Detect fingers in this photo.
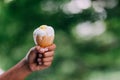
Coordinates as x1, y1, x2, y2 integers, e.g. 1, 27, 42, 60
37, 57, 53, 65
37, 54, 43, 65
35, 44, 56, 54
43, 51, 54, 57
27, 47, 37, 64
37, 58, 41, 62
37, 54, 54, 62
47, 44, 56, 51
43, 57, 53, 62
44, 62, 52, 66
36, 51, 54, 66
32, 44, 55, 66
38, 54, 43, 57
28, 44, 56, 71
35, 46, 48, 53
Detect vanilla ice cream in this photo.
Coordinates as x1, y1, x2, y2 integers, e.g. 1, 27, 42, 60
33, 25, 55, 47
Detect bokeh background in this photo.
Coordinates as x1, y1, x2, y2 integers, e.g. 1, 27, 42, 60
0, 0, 120, 80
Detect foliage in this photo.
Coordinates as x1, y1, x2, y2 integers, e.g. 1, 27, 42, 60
0, 0, 120, 80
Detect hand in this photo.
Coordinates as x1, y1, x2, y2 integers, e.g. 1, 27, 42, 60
26, 44, 56, 72
0, 44, 56, 80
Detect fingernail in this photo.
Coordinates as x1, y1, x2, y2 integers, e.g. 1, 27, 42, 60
38, 62, 42, 65
39, 54, 42, 57
37, 58, 41, 62
44, 48, 48, 51
40, 48, 45, 53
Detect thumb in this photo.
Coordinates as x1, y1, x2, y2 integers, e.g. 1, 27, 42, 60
26, 47, 37, 64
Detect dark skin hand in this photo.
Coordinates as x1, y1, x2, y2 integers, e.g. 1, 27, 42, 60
0, 44, 56, 80
28, 44, 56, 71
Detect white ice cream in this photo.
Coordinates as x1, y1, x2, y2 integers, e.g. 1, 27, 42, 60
33, 25, 55, 45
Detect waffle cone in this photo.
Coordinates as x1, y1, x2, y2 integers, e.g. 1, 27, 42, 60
36, 35, 54, 47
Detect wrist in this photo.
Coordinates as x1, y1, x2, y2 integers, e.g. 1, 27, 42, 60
22, 58, 32, 73
15, 58, 32, 80
0, 58, 32, 80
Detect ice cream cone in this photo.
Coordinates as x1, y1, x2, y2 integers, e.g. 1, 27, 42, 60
33, 25, 55, 47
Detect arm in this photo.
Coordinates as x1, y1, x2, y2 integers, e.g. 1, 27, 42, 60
0, 44, 56, 80
0, 59, 31, 80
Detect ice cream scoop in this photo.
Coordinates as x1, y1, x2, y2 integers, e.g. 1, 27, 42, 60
33, 25, 55, 47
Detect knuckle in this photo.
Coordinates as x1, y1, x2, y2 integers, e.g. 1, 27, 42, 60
43, 51, 54, 57
43, 57, 53, 62
51, 51, 54, 56
44, 53, 47, 57
44, 62, 52, 66
50, 57, 53, 61
53, 44, 56, 49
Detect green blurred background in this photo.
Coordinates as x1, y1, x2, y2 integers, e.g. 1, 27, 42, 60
0, 0, 120, 80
